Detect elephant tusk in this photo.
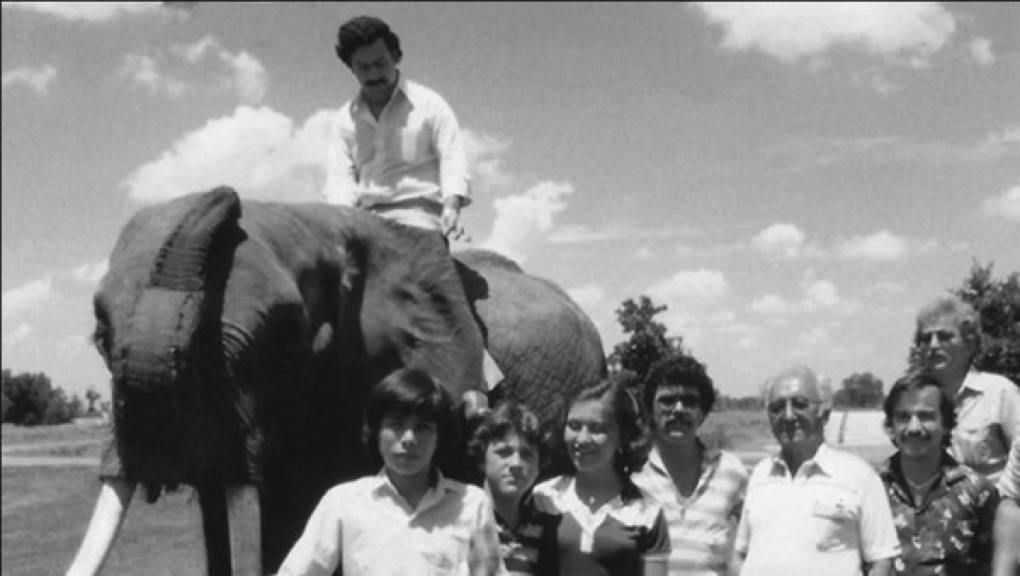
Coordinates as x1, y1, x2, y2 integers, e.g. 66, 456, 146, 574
66, 478, 136, 576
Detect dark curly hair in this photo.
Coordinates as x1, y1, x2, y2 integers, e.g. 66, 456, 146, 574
467, 401, 544, 469
362, 368, 460, 473
561, 377, 651, 478
643, 353, 716, 414
883, 370, 956, 448
335, 16, 403, 66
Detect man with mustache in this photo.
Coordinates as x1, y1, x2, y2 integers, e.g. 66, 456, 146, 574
631, 354, 748, 576
879, 371, 998, 575
326, 15, 501, 404
912, 296, 1019, 483
732, 365, 899, 576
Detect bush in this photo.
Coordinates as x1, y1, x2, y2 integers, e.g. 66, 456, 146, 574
1, 369, 80, 426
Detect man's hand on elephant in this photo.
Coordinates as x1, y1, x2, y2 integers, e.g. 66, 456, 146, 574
442, 197, 470, 243
461, 390, 490, 430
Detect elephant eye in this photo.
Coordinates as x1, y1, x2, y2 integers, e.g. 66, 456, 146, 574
93, 300, 112, 362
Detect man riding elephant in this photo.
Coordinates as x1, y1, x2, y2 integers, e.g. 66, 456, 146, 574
325, 16, 501, 409
67, 187, 605, 576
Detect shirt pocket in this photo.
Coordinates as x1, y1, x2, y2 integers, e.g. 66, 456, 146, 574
811, 494, 860, 552
421, 528, 470, 576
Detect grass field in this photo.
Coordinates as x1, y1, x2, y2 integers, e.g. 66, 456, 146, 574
2, 411, 893, 575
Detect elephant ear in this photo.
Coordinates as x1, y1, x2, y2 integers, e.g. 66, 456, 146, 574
354, 222, 483, 396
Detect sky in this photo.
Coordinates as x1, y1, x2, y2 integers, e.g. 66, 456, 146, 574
2, 2, 1018, 402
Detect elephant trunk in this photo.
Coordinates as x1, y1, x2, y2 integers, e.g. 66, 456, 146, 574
112, 187, 245, 500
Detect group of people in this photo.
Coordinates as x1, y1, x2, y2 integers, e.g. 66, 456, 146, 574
275, 295, 1019, 576
283, 14, 1020, 576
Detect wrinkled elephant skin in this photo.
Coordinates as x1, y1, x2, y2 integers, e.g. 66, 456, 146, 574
70, 187, 605, 575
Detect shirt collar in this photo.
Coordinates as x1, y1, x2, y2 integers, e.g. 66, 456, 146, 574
371, 466, 462, 511
353, 72, 409, 114
647, 440, 720, 476
769, 443, 833, 478
881, 451, 967, 505
957, 369, 984, 400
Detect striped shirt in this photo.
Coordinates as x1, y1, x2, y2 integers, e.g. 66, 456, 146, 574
495, 497, 560, 576
632, 443, 748, 576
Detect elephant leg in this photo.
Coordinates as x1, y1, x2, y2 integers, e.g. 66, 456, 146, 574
198, 485, 230, 576
198, 484, 262, 576
226, 485, 262, 575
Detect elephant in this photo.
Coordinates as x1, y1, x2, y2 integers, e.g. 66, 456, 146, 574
67, 187, 605, 575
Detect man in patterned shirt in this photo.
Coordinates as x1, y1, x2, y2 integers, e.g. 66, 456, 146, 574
879, 371, 998, 576
632, 353, 748, 576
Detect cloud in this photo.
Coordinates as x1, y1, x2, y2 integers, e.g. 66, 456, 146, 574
648, 269, 730, 306
2, 323, 34, 346
463, 129, 513, 192
835, 230, 937, 261
2, 65, 57, 94
119, 36, 268, 104
71, 260, 109, 284
119, 54, 187, 98
1, 2, 160, 22
226, 51, 268, 105
481, 182, 572, 263
752, 223, 807, 260
123, 106, 334, 203
982, 186, 1020, 223
567, 284, 605, 311
692, 3, 956, 67
968, 37, 995, 67
2, 278, 54, 320
750, 271, 856, 316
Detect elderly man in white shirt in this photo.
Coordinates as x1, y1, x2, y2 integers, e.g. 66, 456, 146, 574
733, 365, 900, 576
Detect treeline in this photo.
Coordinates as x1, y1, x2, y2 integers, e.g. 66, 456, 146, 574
608, 261, 1018, 413
1, 369, 103, 426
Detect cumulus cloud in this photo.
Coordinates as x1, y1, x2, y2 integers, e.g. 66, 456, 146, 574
752, 223, 807, 259
648, 269, 730, 306
482, 182, 572, 263
2, 278, 54, 320
692, 2, 956, 67
463, 129, 513, 192
1, 2, 160, 22
968, 37, 995, 67
119, 36, 268, 104
834, 230, 934, 261
750, 271, 855, 316
982, 186, 1020, 223
123, 106, 335, 202
2, 65, 57, 95
3, 323, 34, 347
119, 53, 187, 98
71, 260, 109, 284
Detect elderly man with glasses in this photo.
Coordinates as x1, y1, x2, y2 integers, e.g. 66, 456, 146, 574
731, 365, 900, 576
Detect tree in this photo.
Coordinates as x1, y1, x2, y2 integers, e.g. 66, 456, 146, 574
1, 369, 77, 426
834, 372, 885, 409
607, 296, 685, 380
85, 387, 101, 414
956, 261, 1020, 385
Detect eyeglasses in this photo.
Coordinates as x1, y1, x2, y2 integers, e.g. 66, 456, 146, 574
914, 330, 960, 347
767, 396, 819, 416
656, 393, 702, 409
